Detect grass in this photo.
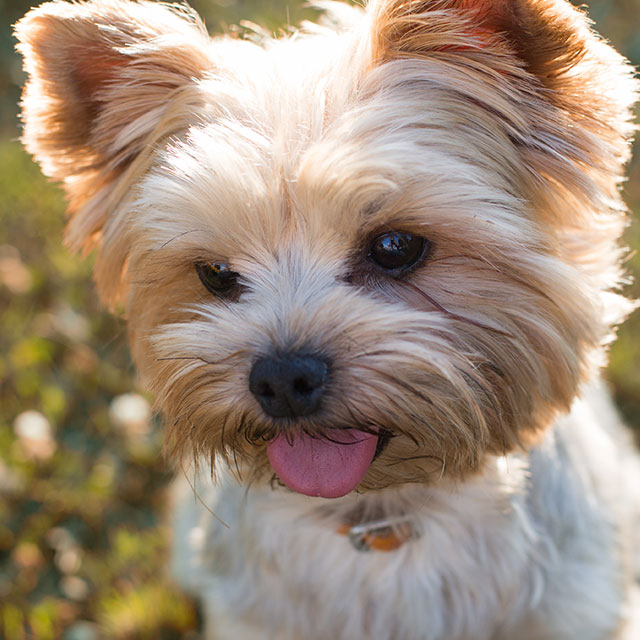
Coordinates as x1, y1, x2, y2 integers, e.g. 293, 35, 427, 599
0, 139, 200, 638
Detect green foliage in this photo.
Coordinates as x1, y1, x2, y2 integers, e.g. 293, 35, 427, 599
0, 1, 638, 638
0, 136, 198, 637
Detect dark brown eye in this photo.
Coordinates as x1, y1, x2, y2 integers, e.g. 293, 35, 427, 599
195, 261, 239, 297
368, 231, 428, 273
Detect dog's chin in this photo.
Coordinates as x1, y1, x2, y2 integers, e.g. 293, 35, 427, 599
266, 428, 381, 498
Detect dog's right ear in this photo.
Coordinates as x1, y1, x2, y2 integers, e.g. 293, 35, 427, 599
15, 0, 212, 299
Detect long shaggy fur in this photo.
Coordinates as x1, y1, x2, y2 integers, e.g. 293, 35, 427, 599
15, 0, 640, 637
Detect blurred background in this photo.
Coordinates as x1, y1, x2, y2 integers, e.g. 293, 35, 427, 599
0, 0, 638, 638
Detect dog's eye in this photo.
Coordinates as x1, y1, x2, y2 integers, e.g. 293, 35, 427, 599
195, 261, 239, 297
368, 232, 428, 273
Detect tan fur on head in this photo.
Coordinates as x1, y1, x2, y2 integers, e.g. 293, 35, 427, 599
15, 0, 638, 490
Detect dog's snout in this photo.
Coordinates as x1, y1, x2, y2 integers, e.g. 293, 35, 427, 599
249, 353, 328, 418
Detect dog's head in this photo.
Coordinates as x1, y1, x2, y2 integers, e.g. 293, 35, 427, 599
16, 0, 637, 497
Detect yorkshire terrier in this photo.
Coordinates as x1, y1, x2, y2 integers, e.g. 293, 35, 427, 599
16, 0, 640, 637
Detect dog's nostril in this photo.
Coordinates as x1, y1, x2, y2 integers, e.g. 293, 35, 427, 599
293, 376, 314, 395
257, 382, 276, 398
249, 353, 328, 418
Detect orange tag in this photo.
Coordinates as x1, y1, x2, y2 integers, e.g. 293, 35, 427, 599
337, 522, 413, 552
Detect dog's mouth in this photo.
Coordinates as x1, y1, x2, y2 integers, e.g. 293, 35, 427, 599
266, 428, 381, 498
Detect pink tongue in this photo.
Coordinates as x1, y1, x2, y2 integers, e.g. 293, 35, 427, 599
266, 429, 378, 499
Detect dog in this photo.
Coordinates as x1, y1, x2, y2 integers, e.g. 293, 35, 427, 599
15, 0, 640, 637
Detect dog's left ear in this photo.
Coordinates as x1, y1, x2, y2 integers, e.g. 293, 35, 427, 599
15, 0, 212, 302
368, 0, 638, 237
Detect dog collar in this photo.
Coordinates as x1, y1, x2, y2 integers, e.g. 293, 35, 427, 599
337, 516, 415, 552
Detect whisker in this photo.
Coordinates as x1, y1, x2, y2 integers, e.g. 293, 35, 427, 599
180, 462, 230, 528
244, 422, 275, 445
270, 473, 285, 490
457, 368, 507, 455
463, 254, 557, 305
181, 377, 218, 406
349, 367, 445, 445
399, 280, 514, 338
345, 348, 408, 361
220, 412, 231, 453
353, 362, 435, 410
157, 228, 208, 250
335, 397, 382, 440
387, 453, 445, 467
243, 467, 265, 500
157, 350, 248, 367
232, 442, 242, 481
171, 398, 210, 428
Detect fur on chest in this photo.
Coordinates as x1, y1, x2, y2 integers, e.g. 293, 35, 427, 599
172, 417, 629, 640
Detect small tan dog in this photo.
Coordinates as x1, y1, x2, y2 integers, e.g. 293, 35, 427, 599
16, 0, 640, 637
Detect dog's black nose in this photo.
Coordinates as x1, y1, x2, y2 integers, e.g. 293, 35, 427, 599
249, 353, 328, 418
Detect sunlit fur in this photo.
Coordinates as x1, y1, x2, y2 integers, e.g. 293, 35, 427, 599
16, 0, 640, 637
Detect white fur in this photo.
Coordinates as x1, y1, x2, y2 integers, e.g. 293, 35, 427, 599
172, 382, 640, 640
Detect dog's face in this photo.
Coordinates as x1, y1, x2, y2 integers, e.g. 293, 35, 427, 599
16, 0, 637, 497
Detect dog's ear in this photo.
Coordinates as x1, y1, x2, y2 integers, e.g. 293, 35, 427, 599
369, 0, 637, 131
368, 0, 637, 245
15, 0, 212, 301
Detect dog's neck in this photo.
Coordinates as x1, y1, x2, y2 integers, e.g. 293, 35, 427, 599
310, 455, 524, 552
